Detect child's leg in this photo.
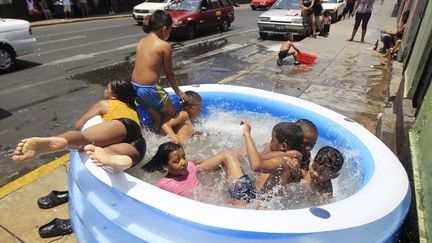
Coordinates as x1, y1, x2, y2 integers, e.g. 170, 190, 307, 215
197, 151, 245, 182
12, 120, 127, 162
159, 99, 177, 132
84, 144, 138, 172
147, 107, 162, 132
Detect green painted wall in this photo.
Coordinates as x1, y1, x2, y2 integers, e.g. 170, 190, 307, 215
404, 0, 432, 98
410, 83, 432, 241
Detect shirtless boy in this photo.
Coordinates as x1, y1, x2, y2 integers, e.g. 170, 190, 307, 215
277, 33, 301, 66
131, 10, 186, 132
161, 91, 202, 144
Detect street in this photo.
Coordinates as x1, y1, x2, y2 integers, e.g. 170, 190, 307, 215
0, 7, 264, 186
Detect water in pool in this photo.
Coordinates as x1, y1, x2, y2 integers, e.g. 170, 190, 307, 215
127, 107, 363, 210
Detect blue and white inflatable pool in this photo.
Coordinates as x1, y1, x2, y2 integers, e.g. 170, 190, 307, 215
68, 84, 410, 242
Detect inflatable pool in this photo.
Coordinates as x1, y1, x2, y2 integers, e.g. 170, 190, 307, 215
68, 84, 410, 243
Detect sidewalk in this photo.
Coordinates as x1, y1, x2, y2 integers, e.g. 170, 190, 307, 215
0, 1, 403, 242
30, 13, 131, 28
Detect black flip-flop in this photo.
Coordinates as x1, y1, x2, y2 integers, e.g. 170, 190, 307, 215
37, 190, 69, 209
39, 218, 73, 238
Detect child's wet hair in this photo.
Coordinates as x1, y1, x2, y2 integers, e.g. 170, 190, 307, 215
110, 79, 136, 109
149, 10, 173, 31
183, 91, 202, 107
273, 122, 303, 151
142, 142, 182, 172
295, 119, 318, 136
314, 146, 344, 173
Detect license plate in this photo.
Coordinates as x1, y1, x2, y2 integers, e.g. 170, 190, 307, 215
275, 25, 284, 30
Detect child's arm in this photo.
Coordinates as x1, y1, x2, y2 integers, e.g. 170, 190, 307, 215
241, 121, 290, 173
291, 43, 300, 53
162, 43, 186, 101
74, 100, 108, 129
161, 111, 190, 143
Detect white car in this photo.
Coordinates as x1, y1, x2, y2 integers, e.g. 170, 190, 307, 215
132, 0, 175, 24
0, 18, 37, 73
257, 0, 309, 39
321, 0, 346, 22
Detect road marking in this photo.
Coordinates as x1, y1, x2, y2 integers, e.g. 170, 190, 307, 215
44, 43, 137, 65
24, 33, 143, 57
0, 77, 63, 95
0, 154, 69, 199
37, 35, 86, 45
36, 23, 133, 38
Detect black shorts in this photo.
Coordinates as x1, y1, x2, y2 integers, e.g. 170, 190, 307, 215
115, 118, 146, 166
228, 175, 256, 202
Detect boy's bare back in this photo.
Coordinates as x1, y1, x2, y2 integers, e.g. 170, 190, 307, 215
132, 34, 172, 86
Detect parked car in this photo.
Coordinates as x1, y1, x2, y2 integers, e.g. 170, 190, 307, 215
0, 18, 37, 73
143, 0, 235, 40
133, 0, 175, 24
250, 0, 277, 10
257, 0, 308, 39
321, 0, 346, 22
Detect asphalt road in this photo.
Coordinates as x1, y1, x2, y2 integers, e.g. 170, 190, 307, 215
0, 6, 264, 186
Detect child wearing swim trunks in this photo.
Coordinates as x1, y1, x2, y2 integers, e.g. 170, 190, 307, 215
303, 146, 344, 204
161, 91, 202, 144
277, 34, 301, 66
142, 141, 256, 203
131, 10, 186, 133
12, 79, 146, 172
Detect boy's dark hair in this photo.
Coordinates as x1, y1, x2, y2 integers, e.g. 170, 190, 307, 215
295, 119, 318, 136
149, 10, 173, 32
110, 79, 136, 109
314, 146, 344, 173
142, 142, 181, 172
183, 91, 202, 107
272, 122, 303, 151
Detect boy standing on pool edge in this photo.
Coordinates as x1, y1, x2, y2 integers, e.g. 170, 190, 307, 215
131, 10, 186, 133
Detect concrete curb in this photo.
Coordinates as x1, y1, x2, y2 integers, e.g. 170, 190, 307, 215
30, 14, 132, 28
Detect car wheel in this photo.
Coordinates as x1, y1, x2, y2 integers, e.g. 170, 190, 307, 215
259, 32, 268, 39
221, 19, 229, 32
0, 46, 15, 73
332, 12, 338, 23
251, 6, 256, 10
186, 24, 196, 40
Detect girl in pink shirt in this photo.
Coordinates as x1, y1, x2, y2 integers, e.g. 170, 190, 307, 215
142, 142, 256, 202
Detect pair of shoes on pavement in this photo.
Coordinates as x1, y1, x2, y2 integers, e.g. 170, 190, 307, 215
39, 218, 73, 238
38, 190, 69, 209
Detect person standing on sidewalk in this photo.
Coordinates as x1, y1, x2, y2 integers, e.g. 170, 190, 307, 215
342, 0, 355, 19
347, 0, 374, 42
63, 0, 72, 19
39, 0, 52, 20
80, 0, 90, 18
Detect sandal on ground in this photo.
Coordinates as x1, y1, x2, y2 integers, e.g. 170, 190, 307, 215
39, 218, 73, 238
294, 61, 301, 65
37, 190, 69, 209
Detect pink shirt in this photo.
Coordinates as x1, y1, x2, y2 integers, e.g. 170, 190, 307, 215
156, 162, 201, 197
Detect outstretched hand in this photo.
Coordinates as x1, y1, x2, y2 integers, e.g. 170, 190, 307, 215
178, 89, 187, 103
240, 120, 251, 135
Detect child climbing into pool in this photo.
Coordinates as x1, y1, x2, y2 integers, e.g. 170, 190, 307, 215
160, 91, 202, 144
12, 79, 146, 172
142, 141, 256, 203
131, 10, 186, 133
303, 146, 344, 203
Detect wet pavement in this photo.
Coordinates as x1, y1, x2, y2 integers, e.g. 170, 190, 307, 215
0, 1, 405, 242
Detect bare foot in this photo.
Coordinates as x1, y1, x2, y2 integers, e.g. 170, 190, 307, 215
346, 38, 353, 41
12, 137, 68, 162
84, 144, 132, 172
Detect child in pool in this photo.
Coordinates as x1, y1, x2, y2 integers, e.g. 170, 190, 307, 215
256, 119, 318, 189
240, 120, 303, 193
142, 141, 256, 203
303, 146, 344, 204
160, 91, 202, 144
12, 79, 145, 172
131, 10, 186, 133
